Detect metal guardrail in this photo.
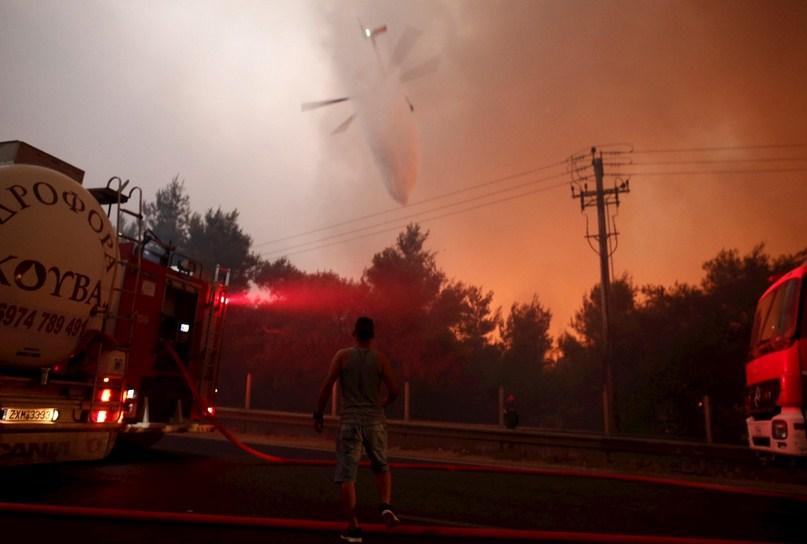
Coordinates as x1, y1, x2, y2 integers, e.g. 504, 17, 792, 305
215, 407, 757, 474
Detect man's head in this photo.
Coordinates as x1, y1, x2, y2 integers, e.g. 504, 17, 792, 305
353, 316, 375, 342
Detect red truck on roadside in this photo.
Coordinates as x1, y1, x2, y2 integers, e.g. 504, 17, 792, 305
0, 141, 228, 465
745, 261, 807, 456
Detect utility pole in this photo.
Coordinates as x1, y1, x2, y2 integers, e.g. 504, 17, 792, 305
570, 147, 630, 435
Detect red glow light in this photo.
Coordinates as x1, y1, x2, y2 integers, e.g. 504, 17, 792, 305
223, 288, 280, 308
100, 389, 112, 402
92, 410, 108, 423
218, 286, 358, 310
223, 292, 250, 307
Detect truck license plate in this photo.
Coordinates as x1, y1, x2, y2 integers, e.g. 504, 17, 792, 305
1, 408, 56, 423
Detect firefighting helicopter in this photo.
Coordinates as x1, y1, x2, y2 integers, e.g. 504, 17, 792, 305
302, 21, 438, 205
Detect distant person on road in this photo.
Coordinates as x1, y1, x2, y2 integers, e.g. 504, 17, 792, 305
504, 393, 519, 429
314, 316, 400, 544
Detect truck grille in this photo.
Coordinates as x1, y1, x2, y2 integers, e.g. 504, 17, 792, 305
744, 379, 780, 418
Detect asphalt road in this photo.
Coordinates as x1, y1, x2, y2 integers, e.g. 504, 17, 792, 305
0, 434, 804, 543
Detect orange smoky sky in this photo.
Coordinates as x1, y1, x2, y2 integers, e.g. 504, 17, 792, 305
1, 0, 805, 336
308, 0, 807, 335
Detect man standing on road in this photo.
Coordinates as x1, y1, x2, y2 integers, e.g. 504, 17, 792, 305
314, 316, 400, 544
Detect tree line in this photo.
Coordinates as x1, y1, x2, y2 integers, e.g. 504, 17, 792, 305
143, 177, 806, 443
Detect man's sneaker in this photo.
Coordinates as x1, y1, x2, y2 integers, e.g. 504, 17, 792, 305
339, 527, 363, 543
379, 503, 400, 528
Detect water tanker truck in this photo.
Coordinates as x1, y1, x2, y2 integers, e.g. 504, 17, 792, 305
0, 141, 228, 465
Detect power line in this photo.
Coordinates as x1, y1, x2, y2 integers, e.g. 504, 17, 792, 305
267, 181, 569, 259
260, 171, 570, 257
254, 158, 570, 248
253, 145, 807, 260
625, 157, 807, 166
612, 167, 807, 176
622, 143, 807, 155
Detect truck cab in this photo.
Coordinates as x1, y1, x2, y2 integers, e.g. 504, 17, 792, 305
745, 263, 807, 456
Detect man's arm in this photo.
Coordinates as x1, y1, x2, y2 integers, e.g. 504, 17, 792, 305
314, 350, 343, 432
377, 351, 399, 407
314, 350, 344, 433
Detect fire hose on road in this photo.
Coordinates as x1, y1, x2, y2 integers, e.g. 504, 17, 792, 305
0, 342, 802, 543
163, 343, 807, 503
0, 501, 785, 544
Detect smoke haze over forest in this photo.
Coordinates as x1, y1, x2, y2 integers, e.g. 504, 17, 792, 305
1, 0, 805, 333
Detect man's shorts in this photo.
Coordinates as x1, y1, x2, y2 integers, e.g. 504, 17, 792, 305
334, 420, 389, 483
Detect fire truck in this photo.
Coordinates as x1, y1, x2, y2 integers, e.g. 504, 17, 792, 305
0, 141, 228, 465
745, 261, 807, 456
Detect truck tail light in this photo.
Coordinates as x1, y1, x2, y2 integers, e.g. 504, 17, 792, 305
207, 407, 215, 416
90, 377, 123, 424
772, 419, 788, 439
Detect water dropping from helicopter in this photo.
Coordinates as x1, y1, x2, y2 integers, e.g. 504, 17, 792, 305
301, 22, 438, 205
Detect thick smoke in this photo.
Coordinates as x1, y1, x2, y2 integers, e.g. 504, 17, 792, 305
2, 1, 805, 334
314, 0, 807, 333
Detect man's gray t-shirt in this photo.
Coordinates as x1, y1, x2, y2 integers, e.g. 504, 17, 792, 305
339, 347, 385, 424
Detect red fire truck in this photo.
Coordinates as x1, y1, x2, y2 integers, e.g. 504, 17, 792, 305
745, 261, 807, 456
0, 141, 228, 465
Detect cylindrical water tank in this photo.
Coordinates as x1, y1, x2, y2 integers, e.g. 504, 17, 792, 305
0, 164, 119, 368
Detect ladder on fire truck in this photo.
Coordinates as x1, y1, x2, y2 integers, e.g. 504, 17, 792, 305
90, 176, 145, 348
86, 177, 145, 425
204, 266, 231, 385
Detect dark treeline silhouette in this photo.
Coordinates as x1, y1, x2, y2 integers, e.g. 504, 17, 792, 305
142, 176, 258, 290
222, 229, 806, 443
222, 224, 511, 424
143, 178, 807, 443
548, 246, 806, 440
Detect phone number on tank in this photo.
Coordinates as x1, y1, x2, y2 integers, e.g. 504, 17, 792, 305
0, 303, 87, 337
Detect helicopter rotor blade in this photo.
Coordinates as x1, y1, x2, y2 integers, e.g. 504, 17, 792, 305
331, 113, 356, 134
301, 97, 350, 112
399, 55, 440, 84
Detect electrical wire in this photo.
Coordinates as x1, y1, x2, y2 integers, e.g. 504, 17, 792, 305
253, 145, 805, 259
622, 143, 807, 155
626, 157, 807, 166
261, 164, 805, 259
254, 158, 570, 248
261, 180, 570, 259
259, 171, 570, 258
611, 167, 807, 177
